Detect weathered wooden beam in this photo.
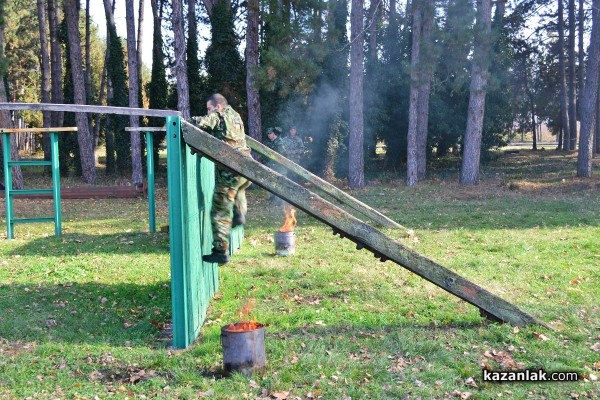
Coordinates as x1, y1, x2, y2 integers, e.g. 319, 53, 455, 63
0, 127, 77, 133
246, 136, 405, 230
182, 120, 547, 327
0, 102, 180, 118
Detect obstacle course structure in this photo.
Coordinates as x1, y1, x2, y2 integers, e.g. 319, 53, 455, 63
181, 120, 547, 329
0, 103, 546, 351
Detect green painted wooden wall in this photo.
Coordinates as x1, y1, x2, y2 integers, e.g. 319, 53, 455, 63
166, 117, 243, 349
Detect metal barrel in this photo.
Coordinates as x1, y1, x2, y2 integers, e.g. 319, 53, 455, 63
274, 231, 296, 256
221, 324, 266, 376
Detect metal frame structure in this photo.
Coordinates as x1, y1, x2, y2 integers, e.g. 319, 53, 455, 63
0, 103, 243, 349
1, 127, 70, 238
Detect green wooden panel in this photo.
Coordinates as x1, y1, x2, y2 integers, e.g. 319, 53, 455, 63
167, 116, 244, 349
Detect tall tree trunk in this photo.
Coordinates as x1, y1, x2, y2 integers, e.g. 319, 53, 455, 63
36, 0, 52, 165
577, 0, 584, 120
126, 0, 143, 185
137, 0, 145, 85
567, 0, 577, 150
459, 0, 492, 185
596, 79, 600, 155
48, 0, 63, 128
103, 0, 118, 174
367, 0, 379, 64
85, 0, 96, 161
349, 0, 364, 188
0, 14, 23, 189
406, 0, 422, 186
416, 0, 434, 181
187, 0, 203, 116
245, 0, 261, 147
531, 95, 537, 151
172, 0, 190, 119
558, 0, 569, 150
576, 0, 600, 177
93, 47, 108, 152
64, 0, 95, 184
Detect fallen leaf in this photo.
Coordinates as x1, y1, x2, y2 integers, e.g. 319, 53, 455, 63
461, 392, 472, 399
590, 343, 600, 352
271, 391, 289, 399
465, 377, 478, 388
512, 326, 519, 334
198, 390, 215, 398
533, 332, 549, 341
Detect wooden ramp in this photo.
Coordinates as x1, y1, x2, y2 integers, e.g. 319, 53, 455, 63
182, 121, 547, 327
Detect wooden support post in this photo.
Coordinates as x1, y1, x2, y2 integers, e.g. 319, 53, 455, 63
182, 120, 547, 327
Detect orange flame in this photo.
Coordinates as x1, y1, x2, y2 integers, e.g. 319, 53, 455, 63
225, 299, 260, 332
225, 320, 262, 332
279, 204, 297, 232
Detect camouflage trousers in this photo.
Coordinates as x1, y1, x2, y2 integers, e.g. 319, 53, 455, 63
211, 167, 250, 252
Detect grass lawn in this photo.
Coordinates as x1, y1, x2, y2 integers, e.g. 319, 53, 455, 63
0, 150, 598, 399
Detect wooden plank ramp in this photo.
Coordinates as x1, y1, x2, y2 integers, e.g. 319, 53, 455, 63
182, 120, 548, 328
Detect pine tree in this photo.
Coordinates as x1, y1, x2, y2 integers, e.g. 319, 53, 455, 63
147, 0, 168, 165
205, 0, 245, 111
104, 0, 130, 174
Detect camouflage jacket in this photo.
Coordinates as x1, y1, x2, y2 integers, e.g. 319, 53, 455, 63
282, 135, 305, 159
191, 106, 250, 155
265, 136, 286, 154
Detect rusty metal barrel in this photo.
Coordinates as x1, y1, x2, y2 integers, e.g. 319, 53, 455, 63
221, 323, 266, 376
274, 231, 296, 255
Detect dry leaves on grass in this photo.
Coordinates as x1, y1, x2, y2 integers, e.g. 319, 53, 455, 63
590, 343, 600, 352
464, 377, 478, 388
533, 332, 550, 341
451, 390, 472, 399
481, 349, 524, 370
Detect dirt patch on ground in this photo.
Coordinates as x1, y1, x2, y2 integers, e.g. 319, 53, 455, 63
0, 338, 38, 357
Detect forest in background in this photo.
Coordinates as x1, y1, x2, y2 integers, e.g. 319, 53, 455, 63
0, 0, 599, 188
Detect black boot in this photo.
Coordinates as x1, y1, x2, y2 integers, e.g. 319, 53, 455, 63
232, 208, 245, 227
202, 249, 230, 265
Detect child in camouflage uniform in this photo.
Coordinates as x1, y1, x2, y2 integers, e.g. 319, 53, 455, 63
192, 93, 251, 265
264, 127, 286, 173
282, 126, 305, 164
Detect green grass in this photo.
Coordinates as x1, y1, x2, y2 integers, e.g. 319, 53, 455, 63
1, 150, 599, 399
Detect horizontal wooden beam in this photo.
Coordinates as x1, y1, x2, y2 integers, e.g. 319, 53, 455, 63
246, 135, 405, 230
182, 120, 547, 328
125, 127, 166, 132
0, 127, 77, 133
0, 103, 181, 118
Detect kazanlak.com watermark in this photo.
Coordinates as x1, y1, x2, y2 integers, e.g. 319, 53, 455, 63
483, 369, 579, 383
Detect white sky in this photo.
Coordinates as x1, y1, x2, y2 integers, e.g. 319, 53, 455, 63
87, 1, 155, 68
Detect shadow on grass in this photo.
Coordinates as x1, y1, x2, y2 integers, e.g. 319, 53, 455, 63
9, 232, 170, 257
0, 282, 172, 347
0, 278, 488, 349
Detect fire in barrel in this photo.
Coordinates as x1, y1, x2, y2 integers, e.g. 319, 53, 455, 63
274, 204, 297, 255
221, 299, 266, 376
